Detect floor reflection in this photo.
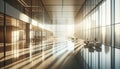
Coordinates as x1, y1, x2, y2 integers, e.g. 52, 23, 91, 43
79, 43, 120, 69
0, 39, 120, 69
0, 38, 84, 69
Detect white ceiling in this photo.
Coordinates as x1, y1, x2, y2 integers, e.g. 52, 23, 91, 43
42, 0, 85, 24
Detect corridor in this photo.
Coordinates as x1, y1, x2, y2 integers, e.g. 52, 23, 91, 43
0, 0, 120, 69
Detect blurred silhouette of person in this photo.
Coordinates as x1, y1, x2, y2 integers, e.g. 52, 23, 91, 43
89, 47, 94, 52
85, 38, 90, 48
94, 38, 98, 48
86, 38, 89, 45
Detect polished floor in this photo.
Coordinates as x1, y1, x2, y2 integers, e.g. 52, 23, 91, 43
0, 38, 84, 69
0, 38, 120, 69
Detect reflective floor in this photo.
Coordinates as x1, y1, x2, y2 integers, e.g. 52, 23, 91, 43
0, 38, 120, 69
0, 38, 84, 69
77, 44, 120, 69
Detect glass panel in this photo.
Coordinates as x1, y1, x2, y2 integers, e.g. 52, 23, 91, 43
115, 23, 119, 69
115, 24, 120, 48
0, 13, 4, 68
17, 20, 27, 60
95, 10, 98, 28
101, 1, 106, 27
115, 0, 120, 23
0, 0, 4, 13
106, 0, 111, 25
6, 0, 32, 17
105, 26, 111, 46
0, 0, 4, 68
30, 24, 36, 56
6, 15, 17, 65
0, 0, 53, 68
101, 27, 106, 44
115, 48, 120, 69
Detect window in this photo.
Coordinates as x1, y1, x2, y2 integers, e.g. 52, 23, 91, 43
115, 0, 120, 23
105, 26, 111, 46
106, 0, 111, 25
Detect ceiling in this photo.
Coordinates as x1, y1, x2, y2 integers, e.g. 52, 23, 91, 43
13, 0, 85, 24
42, 0, 85, 24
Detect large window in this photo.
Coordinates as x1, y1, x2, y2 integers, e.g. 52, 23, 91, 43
115, 0, 120, 69
115, 24, 120, 48
115, 0, 120, 23
115, 0, 120, 48
75, 0, 112, 68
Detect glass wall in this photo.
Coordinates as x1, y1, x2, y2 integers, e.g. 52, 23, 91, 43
115, 0, 120, 69
0, 0, 4, 67
0, 0, 53, 68
75, 0, 120, 69
115, 0, 120, 48
0, 12, 4, 68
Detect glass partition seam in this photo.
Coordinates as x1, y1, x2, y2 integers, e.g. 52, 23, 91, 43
111, 0, 115, 69
3, 0, 6, 67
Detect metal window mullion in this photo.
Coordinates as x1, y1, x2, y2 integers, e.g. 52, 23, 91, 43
111, 0, 115, 69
